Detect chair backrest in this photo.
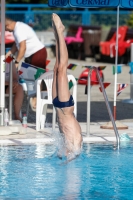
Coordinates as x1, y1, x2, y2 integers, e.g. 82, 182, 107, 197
75, 26, 83, 39
37, 70, 54, 103
109, 26, 128, 42
67, 73, 77, 117
19, 78, 37, 97
36, 70, 77, 117
118, 26, 128, 42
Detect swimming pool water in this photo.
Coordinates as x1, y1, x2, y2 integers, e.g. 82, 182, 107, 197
0, 142, 133, 199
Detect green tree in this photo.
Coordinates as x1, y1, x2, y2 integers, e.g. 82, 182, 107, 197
126, 12, 133, 28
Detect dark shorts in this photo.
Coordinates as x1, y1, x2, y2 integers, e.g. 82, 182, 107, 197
53, 95, 74, 108
24, 47, 47, 70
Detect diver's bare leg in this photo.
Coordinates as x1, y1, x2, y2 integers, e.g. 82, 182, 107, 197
52, 40, 58, 100
52, 16, 61, 100
52, 13, 70, 102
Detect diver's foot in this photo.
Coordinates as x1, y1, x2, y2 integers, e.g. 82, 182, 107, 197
52, 13, 65, 33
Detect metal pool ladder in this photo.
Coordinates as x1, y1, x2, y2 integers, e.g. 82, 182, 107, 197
86, 66, 120, 148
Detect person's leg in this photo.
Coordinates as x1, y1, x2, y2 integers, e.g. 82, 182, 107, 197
52, 21, 60, 99
6, 82, 24, 121
13, 82, 24, 121
52, 13, 70, 102
52, 42, 58, 100
52, 19, 60, 100
12, 64, 24, 121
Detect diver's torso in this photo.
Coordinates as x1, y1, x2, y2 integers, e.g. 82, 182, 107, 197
55, 106, 82, 148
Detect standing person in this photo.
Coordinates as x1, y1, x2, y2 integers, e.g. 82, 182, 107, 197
52, 13, 82, 161
5, 17, 48, 110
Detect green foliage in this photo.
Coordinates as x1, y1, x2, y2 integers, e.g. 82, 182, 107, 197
91, 13, 127, 27
33, 14, 81, 31
126, 12, 133, 28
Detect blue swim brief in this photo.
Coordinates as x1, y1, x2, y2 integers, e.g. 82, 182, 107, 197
53, 95, 74, 108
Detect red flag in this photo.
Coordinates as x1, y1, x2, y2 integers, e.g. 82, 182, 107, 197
46, 60, 50, 66
4, 56, 13, 63
99, 83, 110, 92
18, 70, 23, 75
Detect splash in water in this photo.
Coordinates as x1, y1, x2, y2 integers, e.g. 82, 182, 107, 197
53, 131, 82, 162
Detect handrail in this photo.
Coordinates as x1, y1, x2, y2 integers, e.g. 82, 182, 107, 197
87, 66, 120, 148
5, 4, 132, 28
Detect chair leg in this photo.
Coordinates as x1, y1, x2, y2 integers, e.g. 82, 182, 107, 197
74, 102, 77, 119
36, 100, 42, 131
40, 104, 48, 130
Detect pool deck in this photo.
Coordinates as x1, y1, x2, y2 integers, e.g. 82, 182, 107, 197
0, 58, 133, 146
0, 121, 133, 146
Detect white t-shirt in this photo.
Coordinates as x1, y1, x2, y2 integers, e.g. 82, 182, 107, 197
13, 22, 44, 58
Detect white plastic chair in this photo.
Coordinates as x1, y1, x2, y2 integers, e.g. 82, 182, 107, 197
36, 70, 77, 131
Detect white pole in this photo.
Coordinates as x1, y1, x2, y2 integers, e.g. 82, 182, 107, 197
0, 0, 5, 126
113, 6, 119, 120
9, 61, 13, 121
86, 74, 91, 135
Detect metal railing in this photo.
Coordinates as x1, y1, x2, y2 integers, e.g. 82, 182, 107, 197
86, 67, 120, 148
5, 4, 132, 31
